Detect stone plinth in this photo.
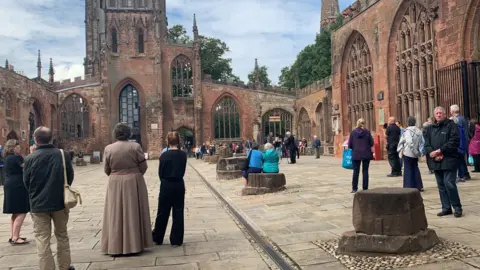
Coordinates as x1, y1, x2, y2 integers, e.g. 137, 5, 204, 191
90, 157, 100, 164
219, 147, 233, 158
337, 188, 439, 255
216, 157, 247, 180
242, 173, 286, 196
208, 155, 220, 164
76, 158, 87, 166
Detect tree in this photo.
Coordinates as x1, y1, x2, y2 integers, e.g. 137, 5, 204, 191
278, 15, 343, 89
247, 65, 271, 87
167, 25, 239, 82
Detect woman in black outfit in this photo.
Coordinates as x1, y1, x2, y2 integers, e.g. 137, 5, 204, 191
152, 131, 187, 247
2, 139, 29, 245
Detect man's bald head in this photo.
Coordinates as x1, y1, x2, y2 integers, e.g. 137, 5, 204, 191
34, 126, 52, 145
388, 117, 396, 124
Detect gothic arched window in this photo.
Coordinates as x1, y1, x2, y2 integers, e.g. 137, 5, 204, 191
171, 55, 193, 98
298, 108, 311, 140
213, 96, 241, 139
60, 94, 89, 139
109, 0, 116, 7
137, 28, 145, 53
345, 34, 375, 131
5, 93, 12, 118
262, 109, 292, 138
119, 84, 141, 144
395, 3, 436, 126
111, 28, 118, 53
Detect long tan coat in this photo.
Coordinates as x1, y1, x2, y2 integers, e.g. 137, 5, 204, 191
101, 141, 153, 255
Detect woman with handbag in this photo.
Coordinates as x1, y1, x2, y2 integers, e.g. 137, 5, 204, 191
101, 123, 152, 256
242, 143, 263, 185
348, 118, 374, 193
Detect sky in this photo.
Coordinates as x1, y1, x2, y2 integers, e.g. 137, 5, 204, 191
0, 0, 353, 84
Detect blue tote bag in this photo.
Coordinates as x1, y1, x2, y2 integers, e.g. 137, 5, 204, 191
342, 149, 354, 170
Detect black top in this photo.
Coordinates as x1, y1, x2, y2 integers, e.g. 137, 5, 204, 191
5, 155, 23, 177
424, 118, 460, 171
23, 145, 74, 213
159, 149, 187, 182
386, 124, 401, 146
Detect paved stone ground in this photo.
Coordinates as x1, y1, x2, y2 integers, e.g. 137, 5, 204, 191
190, 156, 480, 269
0, 161, 271, 270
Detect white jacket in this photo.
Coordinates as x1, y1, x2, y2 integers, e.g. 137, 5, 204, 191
397, 126, 425, 158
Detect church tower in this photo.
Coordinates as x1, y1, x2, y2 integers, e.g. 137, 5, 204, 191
320, 0, 340, 30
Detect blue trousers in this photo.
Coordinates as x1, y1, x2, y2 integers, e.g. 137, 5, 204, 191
434, 170, 462, 212
403, 156, 423, 190
457, 155, 469, 179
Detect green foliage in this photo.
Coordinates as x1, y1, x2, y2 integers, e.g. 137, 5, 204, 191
247, 65, 271, 87
278, 15, 343, 89
167, 25, 239, 83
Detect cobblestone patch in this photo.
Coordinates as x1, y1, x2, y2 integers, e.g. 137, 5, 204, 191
314, 238, 480, 270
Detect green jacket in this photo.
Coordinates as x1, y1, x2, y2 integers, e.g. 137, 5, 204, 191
262, 149, 279, 173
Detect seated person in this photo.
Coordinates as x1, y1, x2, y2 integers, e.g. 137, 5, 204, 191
242, 143, 263, 186
262, 143, 279, 173
195, 146, 202, 159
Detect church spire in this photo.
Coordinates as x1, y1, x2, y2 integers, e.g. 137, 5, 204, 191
193, 14, 199, 41
254, 58, 260, 90
320, 0, 340, 30
49, 58, 55, 83
5, 59, 8, 69
37, 50, 42, 79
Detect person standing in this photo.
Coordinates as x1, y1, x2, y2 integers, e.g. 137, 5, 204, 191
450, 104, 471, 181
397, 117, 424, 191
312, 135, 321, 159
386, 117, 402, 177
424, 107, 463, 218
153, 131, 187, 247
102, 123, 152, 255
469, 120, 480, 172
23, 127, 75, 270
3, 139, 30, 244
284, 132, 296, 164
348, 119, 374, 193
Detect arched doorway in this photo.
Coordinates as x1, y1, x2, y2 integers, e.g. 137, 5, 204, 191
315, 103, 325, 141
212, 96, 241, 140
6, 130, 19, 141
119, 84, 141, 144
177, 127, 194, 147
262, 109, 292, 139
298, 108, 311, 140
29, 100, 43, 145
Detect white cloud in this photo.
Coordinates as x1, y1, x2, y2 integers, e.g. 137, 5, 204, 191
0, 0, 354, 84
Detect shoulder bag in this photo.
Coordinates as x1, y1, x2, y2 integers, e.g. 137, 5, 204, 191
60, 149, 82, 209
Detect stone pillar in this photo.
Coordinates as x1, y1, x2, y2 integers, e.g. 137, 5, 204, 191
402, 95, 408, 124
422, 91, 429, 119
414, 92, 421, 127
428, 89, 435, 116
408, 94, 414, 121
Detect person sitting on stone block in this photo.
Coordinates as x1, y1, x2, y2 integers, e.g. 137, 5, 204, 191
262, 143, 279, 173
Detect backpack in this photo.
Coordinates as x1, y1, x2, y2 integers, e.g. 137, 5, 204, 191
405, 129, 422, 158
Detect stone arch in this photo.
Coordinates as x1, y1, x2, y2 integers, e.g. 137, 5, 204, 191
176, 126, 195, 146
261, 108, 293, 139
297, 107, 311, 140
462, 0, 480, 60
136, 26, 146, 54
29, 98, 44, 143
119, 84, 141, 144
211, 95, 241, 140
388, 0, 436, 126
171, 54, 193, 98
59, 93, 89, 140
6, 130, 19, 140
341, 31, 375, 132
315, 102, 326, 142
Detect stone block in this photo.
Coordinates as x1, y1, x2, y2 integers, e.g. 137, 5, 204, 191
218, 147, 233, 158
242, 173, 286, 195
76, 158, 87, 166
90, 156, 100, 164
216, 157, 247, 180
208, 155, 220, 164
337, 229, 440, 255
353, 188, 428, 236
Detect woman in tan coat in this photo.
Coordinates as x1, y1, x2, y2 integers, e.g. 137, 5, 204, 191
101, 123, 153, 255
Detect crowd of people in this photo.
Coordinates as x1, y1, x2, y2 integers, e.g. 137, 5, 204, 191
348, 104, 479, 218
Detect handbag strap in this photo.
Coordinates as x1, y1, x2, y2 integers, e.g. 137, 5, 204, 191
60, 149, 68, 187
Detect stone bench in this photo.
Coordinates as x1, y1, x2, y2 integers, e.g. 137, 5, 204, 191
216, 157, 247, 180
242, 173, 286, 195
337, 188, 439, 255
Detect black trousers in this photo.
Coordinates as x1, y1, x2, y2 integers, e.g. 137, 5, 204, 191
153, 181, 185, 246
352, 159, 370, 191
289, 148, 296, 163
387, 145, 401, 175
473, 154, 480, 172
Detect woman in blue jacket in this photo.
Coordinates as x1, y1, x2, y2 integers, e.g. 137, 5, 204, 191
262, 143, 279, 173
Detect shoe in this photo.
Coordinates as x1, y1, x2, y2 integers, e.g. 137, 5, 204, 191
8, 237, 26, 243
464, 175, 471, 180
456, 178, 466, 183
68, 266, 75, 270
387, 173, 401, 177
454, 211, 463, 218
437, 210, 453, 217
351, 190, 357, 193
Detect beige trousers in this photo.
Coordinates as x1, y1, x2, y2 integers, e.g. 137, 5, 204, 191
31, 209, 71, 270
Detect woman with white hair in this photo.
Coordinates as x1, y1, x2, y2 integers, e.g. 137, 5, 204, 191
262, 143, 279, 173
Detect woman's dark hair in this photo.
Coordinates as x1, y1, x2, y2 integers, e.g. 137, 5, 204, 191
407, 116, 416, 127
252, 142, 259, 150
4, 139, 19, 156
166, 131, 180, 146
114, 122, 132, 141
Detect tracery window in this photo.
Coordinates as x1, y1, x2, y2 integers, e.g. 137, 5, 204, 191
5, 93, 12, 118
395, 3, 436, 126
109, 0, 116, 7
119, 84, 141, 144
262, 109, 292, 138
121, 0, 127, 7
137, 28, 145, 53
298, 108, 311, 140
213, 96, 241, 139
111, 28, 118, 53
171, 55, 193, 98
60, 94, 89, 139
346, 34, 375, 131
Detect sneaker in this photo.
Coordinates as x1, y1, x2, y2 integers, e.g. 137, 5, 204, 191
437, 210, 453, 217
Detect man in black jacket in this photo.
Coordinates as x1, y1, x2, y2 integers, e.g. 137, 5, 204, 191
386, 117, 402, 177
23, 127, 75, 270
424, 107, 463, 218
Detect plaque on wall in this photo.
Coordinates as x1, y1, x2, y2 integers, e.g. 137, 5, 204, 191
378, 108, 385, 125
151, 123, 158, 130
